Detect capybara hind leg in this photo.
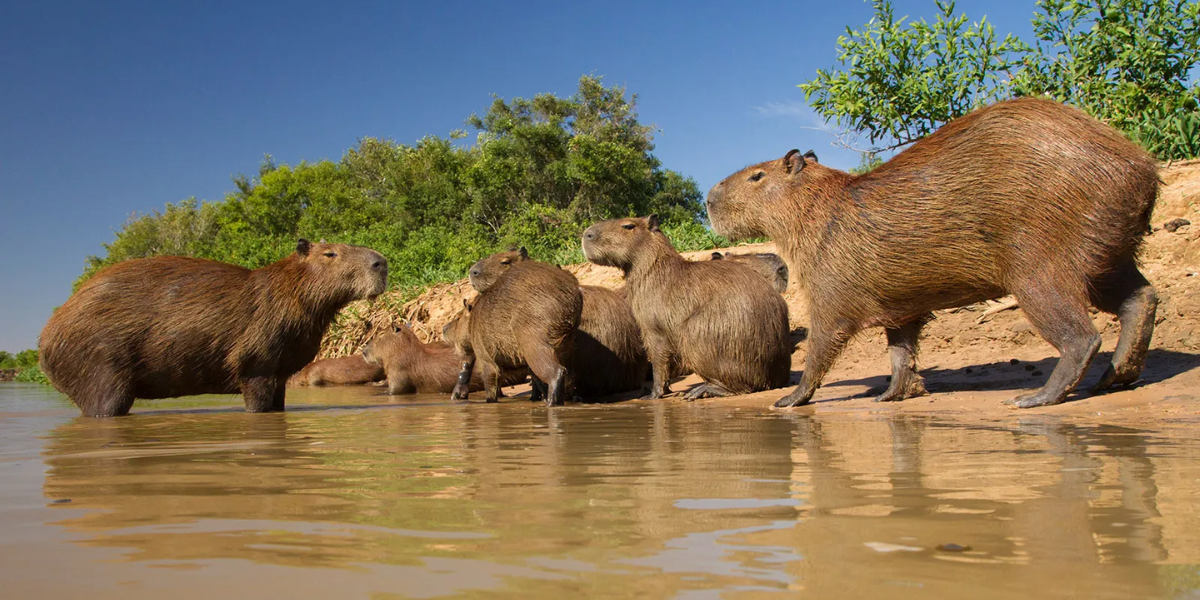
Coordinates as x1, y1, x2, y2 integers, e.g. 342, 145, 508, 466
522, 341, 568, 406
1089, 265, 1157, 391
683, 382, 732, 400
481, 363, 501, 403
271, 380, 286, 411
875, 317, 930, 403
1007, 288, 1101, 408
75, 371, 135, 417
776, 320, 851, 408
530, 377, 546, 403
544, 366, 568, 407
242, 377, 280, 413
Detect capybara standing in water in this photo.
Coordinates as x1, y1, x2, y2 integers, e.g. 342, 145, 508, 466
363, 323, 527, 394
582, 216, 792, 400
287, 355, 385, 387
450, 260, 583, 406
709, 251, 790, 293
469, 248, 649, 397
706, 97, 1158, 409
40, 239, 388, 416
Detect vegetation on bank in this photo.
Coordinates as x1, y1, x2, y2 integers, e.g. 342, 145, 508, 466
76, 77, 726, 296
0, 350, 48, 385
803, 0, 1200, 161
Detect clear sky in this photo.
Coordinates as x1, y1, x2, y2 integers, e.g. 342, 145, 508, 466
0, 0, 1038, 352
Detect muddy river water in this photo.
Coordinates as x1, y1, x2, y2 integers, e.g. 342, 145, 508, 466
2, 382, 1199, 599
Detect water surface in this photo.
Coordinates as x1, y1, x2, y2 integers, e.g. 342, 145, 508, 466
2, 383, 1198, 598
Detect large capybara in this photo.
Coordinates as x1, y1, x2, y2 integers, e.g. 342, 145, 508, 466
468, 248, 649, 397
449, 260, 583, 406
582, 216, 792, 400
706, 97, 1159, 409
709, 251, 789, 293
40, 239, 388, 416
363, 323, 527, 394
286, 355, 385, 387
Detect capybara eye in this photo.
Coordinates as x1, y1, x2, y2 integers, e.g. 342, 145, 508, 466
323, 252, 337, 258
621, 223, 636, 230
749, 172, 765, 182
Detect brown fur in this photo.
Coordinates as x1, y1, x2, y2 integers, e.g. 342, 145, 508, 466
582, 216, 792, 400
364, 324, 526, 394
287, 355, 385, 387
40, 240, 388, 416
468, 249, 649, 398
710, 251, 789, 293
450, 260, 583, 405
706, 97, 1159, 409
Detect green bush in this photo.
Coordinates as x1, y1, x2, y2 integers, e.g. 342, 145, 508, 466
14, 365, 50, 386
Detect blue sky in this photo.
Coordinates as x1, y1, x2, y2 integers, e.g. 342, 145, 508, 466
0, 0, 1038, 352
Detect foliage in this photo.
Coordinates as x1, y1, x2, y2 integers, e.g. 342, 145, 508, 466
800, 0, 1028, 150
0, 349, 38, 370
801, 0, 1200, 160
13, 365, 50, 385
77, 76, 709, 291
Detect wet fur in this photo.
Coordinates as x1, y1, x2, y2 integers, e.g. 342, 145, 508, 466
706, 97, 1159, 409
39, 240, 388, 416
364, 324, 526, 394
287, 355, 385, 387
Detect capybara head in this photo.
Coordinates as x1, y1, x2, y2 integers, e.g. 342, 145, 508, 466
468, 247, 529, 292
705, 150, 818, 241
582, 215, 668, 270
362, 323, 420, 366
295, 238, 390, 302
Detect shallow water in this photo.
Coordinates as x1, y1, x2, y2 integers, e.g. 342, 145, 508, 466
2, 383, 1199, 599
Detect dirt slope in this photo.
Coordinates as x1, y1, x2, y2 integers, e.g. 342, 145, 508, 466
320, 162, 1200, 418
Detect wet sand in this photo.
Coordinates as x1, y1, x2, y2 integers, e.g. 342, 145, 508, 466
2, 380, 1199, 599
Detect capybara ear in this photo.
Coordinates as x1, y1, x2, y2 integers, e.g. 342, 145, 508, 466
711, 252, 724, 260
783, 149, 807, 174
647, 214, 661, 232
804, 150, 818, 163
296, 239, 312, 255
518, 246, 528, 259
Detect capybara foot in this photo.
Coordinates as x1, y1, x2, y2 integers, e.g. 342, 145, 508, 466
450, 384, 470, 401
774, 388, 812, 408
683, 383, 733, 400
1004, 388, 1067, 409
873, 377, 928, 403
1091, 364, 1142, 392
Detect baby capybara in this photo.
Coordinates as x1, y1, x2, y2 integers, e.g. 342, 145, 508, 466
40, 239, 388, 416
450, 260, 583, 406
468, 248, 649, 397
582, 216, 792, 400
363, 323, 526, 394
710, 251, 789, 293
287, 355, 385, 387
706, 97, 1158, 409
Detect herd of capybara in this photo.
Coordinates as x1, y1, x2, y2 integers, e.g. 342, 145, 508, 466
39, 98, 1161, 417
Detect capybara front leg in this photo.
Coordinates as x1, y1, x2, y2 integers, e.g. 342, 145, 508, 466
1090, 263, 1157, 391
641, 331, 673, 400
242, 377, 280, 413
271, 379, 286, 411
776, 319, 850, 408
451, 355, 476, 401
481, 362, 502, 403
1007, 286, 1101, 408
876, 317, 930, 403
530, 377, 546, 403
387, 373, 415, 395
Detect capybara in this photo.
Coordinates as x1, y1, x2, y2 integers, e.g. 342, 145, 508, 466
706, 97, 1158, 409
710, 251, 789, 293
581, 216, 792, 399
40, 239, 388, 416
287, 355, 385, 387
467, 248, 649, 397
449, 260, 583, 406
364, 323, 527, 394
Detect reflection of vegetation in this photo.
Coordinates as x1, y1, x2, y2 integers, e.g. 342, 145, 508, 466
76, 76, 723, 295
1160, 565, 1200, 597
803, 0, 1200, 161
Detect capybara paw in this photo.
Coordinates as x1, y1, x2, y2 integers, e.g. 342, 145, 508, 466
1091, 364, 1141, 392
485, 396, 499, 403
874, 378, 928, 403
450, 385, 469, 401
1007, 389, 1066, 409
773, 392, 811, 408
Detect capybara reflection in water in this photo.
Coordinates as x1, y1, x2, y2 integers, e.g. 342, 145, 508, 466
450, 260, 583, 406
364, 323, 527, 394
710, 251, 789, 293
582, 216, 792, 400
469, 248, 649, 397
40, 239, 388, 416
707, 97, 1158, 409
287, 355, 385, 387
